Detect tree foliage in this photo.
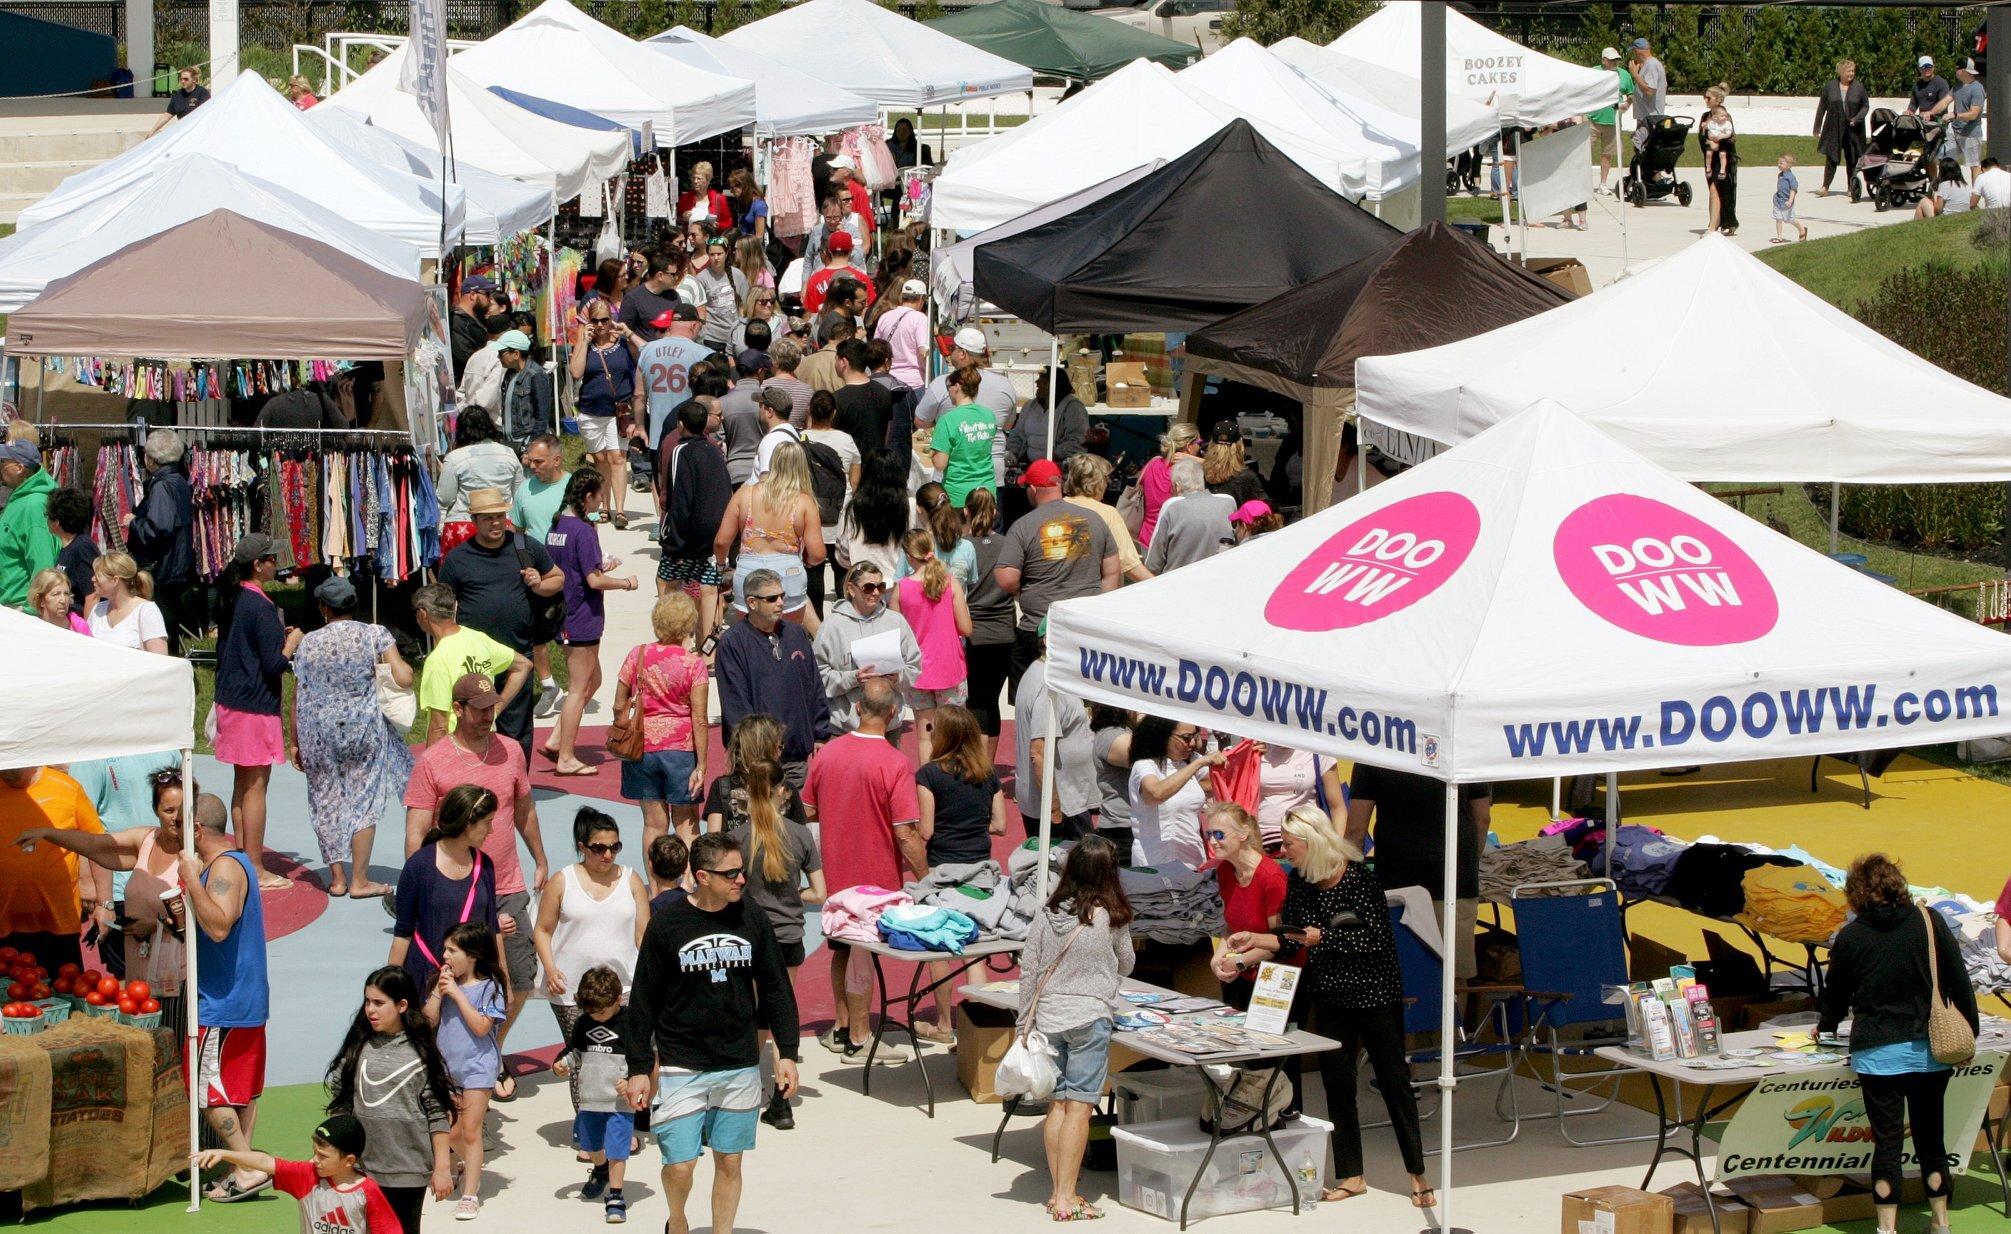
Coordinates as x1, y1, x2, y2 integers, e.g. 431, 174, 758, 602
1218, 0, 1378, 49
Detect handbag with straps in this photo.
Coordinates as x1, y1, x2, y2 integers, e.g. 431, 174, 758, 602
606, 647, 651, 762
514, 532, 567, 640
1921, 905, 1976, 1065
413, 851, 486, 970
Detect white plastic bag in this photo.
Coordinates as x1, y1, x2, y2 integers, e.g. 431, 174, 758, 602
996, 1029, 1060, 1101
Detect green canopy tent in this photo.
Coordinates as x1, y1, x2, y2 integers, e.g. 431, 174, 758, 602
926, 0, 1199, 81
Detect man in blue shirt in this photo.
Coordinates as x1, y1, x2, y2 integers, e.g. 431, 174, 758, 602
714, 569, 832, 791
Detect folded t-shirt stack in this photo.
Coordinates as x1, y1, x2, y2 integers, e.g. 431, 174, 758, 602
1478, 834, 1587, 902
903, 859, 1031, 941
878, 903, 980, 954
1118, 863, 1225, 945
1734, 864, 1847, 944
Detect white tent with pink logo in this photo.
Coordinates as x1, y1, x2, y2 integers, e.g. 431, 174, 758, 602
1031, 400, 2011, 1234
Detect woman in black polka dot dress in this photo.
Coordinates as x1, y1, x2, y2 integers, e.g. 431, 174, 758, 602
1222, 804, 1429, 1208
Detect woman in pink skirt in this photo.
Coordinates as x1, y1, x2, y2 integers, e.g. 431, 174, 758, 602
212, 532, 302, 890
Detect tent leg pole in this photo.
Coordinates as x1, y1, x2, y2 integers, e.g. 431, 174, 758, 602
1828, 483, 1841, 555
1035, 678, 1059, 905
1046, 338, 1058, 461
1604, 771, 1619, 882
1550, 776, 1561, 822
1438, 783, 1457, 1234
548, 215, 560, 438
1513, 129, 1529, 261
181, 746, 200, 1214
1616, 115, 1629, 274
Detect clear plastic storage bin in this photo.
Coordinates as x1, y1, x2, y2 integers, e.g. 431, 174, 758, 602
1114, 1068, 1211, 1127
1113, 1114, 1331, 1221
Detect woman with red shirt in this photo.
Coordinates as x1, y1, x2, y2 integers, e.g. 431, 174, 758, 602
1207, 800, 1301, 1115
677, 160, 733, 230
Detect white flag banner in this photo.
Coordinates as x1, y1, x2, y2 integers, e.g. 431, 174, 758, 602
1517, 123, 1593, 223
399, 0, 451, 151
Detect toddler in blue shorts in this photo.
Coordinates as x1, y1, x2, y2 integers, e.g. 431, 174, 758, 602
554, 966, 635, 1224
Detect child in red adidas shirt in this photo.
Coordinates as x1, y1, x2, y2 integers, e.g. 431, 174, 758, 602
194, 1113, 401, 1234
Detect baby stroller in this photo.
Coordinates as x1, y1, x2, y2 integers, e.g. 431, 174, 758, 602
1624, 115, 1695, 207
1857, 109, 1942, 212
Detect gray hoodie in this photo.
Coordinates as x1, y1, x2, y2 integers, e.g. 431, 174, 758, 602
810, 598, 923, 731
349, 1034, 450, 1187
1018, 903, 1135, 1034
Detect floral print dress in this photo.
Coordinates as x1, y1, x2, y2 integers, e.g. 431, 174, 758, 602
294, 621, 414, 862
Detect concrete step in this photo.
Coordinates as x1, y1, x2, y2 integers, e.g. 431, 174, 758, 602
0, 126, 148, 162
0, 192, 42, 226
0, 159, 102, 197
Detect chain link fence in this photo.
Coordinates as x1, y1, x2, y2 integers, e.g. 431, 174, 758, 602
0, 0, 122, 40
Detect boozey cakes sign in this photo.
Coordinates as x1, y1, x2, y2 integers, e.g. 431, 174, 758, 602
1266, 492, 1481, 631
1553, 495, 1779, 646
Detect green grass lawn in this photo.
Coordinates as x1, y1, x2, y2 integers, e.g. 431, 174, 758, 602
1759, 208, 2004, 308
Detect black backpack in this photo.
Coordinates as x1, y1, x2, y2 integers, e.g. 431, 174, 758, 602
802, 438, 849, 525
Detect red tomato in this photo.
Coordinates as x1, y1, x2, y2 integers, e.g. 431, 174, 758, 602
78, 970, 100, 989
52, 977, 71, 996
95, 977, 120, 998
139, 998, 161, 1014
5, 983, 24, 1001
84, 991, 107, 1006
117, 997, 139, 1016
30, 984, 50, 1000
126, 980, 152, 1002
56, 963, 79, 978
0, 947, 18, 964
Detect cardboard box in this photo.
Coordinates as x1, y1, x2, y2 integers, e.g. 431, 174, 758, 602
1813, 1182, 1874, 1224
955, 1003, 1017, 1104
1722, 1176, 1822, 1234
1660, 1183, 1750, 1234
1561, 1185, 1674, 1234
1629, 935, 1688, 983
1729, 995, 1815, 1032
1527, 256, 1594, 298
1976, 1082, 2008, 1153
1104, 362, 1152, 408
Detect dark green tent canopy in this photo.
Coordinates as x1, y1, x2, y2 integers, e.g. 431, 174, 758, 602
926, 0, 1200, 81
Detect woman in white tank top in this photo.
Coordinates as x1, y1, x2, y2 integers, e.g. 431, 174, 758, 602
533, 808, 649, 1114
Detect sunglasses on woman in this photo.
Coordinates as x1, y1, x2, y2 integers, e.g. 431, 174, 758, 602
583, 841, 623, 856
1206, 829, 1228, 842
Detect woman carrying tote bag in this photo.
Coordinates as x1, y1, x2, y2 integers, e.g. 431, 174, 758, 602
1818, 853, 1979, 1234
1015, 836, 1134, 1223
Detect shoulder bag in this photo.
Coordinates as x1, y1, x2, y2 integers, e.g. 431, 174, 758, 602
997, 927, 1082, 1101
1922, 905, 1976, 1065
606, 647, 650, 763
515, 532, 567, 642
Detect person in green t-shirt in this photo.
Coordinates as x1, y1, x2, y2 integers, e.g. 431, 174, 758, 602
412, 582, 531, 744
927, 367, 1000, 508
1589, 47, 1636, 195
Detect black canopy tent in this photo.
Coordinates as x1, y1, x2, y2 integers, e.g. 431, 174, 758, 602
969, 119, 1402, 335
1182, 220, 1573, 515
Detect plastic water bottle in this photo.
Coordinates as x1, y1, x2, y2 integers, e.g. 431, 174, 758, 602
1297, 1153, 1321, 1208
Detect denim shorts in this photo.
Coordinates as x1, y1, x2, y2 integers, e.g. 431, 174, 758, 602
733, 551, 808, 613
1052, 1018, 1113, 1104
621, 748, 700, 805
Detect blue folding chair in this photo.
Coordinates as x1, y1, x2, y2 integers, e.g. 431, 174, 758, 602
1513, 878, 1658, 1146
1374, 907, 1522, 1153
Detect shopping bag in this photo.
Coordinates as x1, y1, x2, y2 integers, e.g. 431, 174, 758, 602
996, 1029, 1060, 1101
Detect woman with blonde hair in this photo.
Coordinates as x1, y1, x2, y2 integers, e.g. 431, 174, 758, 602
716, 439, 826, 629
1203, 435, 1266, 507
679, 160, 731, 227
87, 551, 167, 652
1224, 804, 1427, 1206
29, 568, 88, 634
283, 74, 318, 108
731, 283, 778, 355
1138, 421, 1201, 545
889, 527, 971, 763
615, 592, 710, 851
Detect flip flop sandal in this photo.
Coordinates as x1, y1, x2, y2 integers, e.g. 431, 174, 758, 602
494, 1069, 518, 1102
206, 1173, 271, 1202
1411, 1186, 1439, 1210
1322, 1184, 1367, 1202
1051, 1202, 1104, 1222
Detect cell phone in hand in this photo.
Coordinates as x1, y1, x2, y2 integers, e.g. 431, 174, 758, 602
1328, 909, 1366, 932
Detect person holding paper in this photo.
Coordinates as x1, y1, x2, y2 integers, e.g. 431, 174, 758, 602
1223, 806, 1423, 1207
811, 562, 922, 737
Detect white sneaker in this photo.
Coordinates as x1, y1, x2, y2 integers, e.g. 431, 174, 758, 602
1594, 185, 1613, 196
534, 682, 562, 718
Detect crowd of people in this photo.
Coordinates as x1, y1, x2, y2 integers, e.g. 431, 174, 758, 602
0, 93, 1997, 1234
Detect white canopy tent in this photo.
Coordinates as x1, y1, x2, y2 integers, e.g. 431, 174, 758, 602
0, 154, 420, 313
452, 0, 756, 146
718, 0, 1033, 109
304, 106, 555, 242
930, 160, 1163, 318
0, 607, 202, 1210
931, 62, 1228, 233
1180, 38, 1420, 203
646, 25, 879, 138
1327, 2, 1615, 128
1355, 234, 2011, 483
15, 74, 466, 258
1036, 400, 2011, 1232
1270, 36, 1499, 156
322, 47, 630, 202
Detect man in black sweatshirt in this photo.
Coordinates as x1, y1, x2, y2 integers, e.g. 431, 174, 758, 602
621, 833, 799, 1234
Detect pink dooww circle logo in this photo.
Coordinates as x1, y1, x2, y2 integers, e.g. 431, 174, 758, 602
1266, 491, 1481, 632
1553, 494, 1778, 646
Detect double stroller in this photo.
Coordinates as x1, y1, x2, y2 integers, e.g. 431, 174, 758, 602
1624, 115, 1695, 207
1857, 109, 1944, 212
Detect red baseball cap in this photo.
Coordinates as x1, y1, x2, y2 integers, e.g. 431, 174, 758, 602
1023, 459, 1063, 489
828, 231, 854, 255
